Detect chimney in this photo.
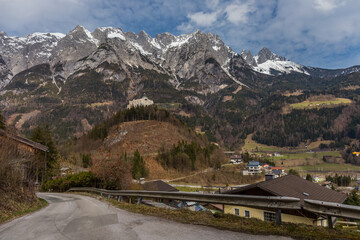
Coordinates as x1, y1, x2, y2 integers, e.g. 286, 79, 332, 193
265, 174, 275, 181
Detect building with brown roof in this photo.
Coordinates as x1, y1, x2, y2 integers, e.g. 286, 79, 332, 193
142, 180, 179, 192
223, 175, 347, 226
0, 129, 48, 183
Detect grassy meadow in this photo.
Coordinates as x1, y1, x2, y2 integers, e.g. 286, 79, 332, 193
290, 98, 352, 110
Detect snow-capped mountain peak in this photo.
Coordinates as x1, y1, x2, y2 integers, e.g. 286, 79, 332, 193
242, 47, 309, 76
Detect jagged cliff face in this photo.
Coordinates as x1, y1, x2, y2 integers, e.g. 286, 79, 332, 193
0, 31, 64, 76
0, 26, 252, 94
0, 55, 12, 89
0, 26, 256, 139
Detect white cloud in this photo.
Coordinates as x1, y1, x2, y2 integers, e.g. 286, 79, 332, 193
187, 11, 219, 27
176, 0, 360, 68
314, 0, 342, 12
206, 0, 219, 10
225, 1, 255, 25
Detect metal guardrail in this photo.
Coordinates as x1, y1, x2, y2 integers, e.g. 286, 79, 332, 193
68, 187, 301, 209
68, 187, 360, 222
304, 199, 360, 220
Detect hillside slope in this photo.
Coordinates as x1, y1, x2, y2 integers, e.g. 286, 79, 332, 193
72, 116, 218, 179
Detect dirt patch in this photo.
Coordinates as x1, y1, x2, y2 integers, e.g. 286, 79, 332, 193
281, 90, 303, 97
341, 85, 360, 91
6, 113, 20, 126
176, 110, 191, 117
222, 96, 233, 102
232, 86, 242, 94
81, 118, 92, 133
15, 110, 41, 130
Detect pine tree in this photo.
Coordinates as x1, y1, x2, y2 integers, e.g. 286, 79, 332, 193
288, 169, 300, 176
306, 174, 313, 182
345, 189, 360, 206
132, 150, 148, 179
31, 126, 59, 180
0, 112, 5, 130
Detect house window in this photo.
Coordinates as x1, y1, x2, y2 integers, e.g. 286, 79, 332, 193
234, 208, 240, 216
244, 210, 250, 218
264, 211, 276, 222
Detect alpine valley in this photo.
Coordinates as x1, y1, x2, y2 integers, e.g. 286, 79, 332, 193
1, 25, 360, 162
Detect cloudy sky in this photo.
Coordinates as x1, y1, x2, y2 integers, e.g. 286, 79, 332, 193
1, 0, 359, 69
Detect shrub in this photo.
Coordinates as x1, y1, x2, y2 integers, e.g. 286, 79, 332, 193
41, 171, 98, 192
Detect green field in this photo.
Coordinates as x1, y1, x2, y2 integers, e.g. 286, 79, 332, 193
271, 151, 341, 160
294, 163, 360, 172
156, 103, 182, 110
242, 134, 333, 153
290, 98, 352, 110
242, 134, 297, 152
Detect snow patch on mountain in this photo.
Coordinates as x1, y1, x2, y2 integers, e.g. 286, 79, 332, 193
83, 28, 99, 46
168, 34, 192, 49
242, 47, 309, 76
107, 29, 126, 41
130, 42, 151, 55
254, 59, 309, 75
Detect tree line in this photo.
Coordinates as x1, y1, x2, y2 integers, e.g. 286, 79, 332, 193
326, 174, 352, 187
157, 140, 223, 172
89, 105, 179, 140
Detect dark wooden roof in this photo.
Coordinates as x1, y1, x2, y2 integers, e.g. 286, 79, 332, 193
0, 129, 48, 152
142, 180, 179, 192
225, 175, 347, 204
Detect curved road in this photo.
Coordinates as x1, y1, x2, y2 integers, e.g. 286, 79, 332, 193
0, 193, 292, 240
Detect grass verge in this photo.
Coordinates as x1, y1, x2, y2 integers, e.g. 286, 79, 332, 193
0, 198, 48, 224
72, 192, 360, 240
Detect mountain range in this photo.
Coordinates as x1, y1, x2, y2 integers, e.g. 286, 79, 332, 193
1, 25, 360, 146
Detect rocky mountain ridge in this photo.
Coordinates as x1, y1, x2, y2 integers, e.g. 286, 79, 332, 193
0, 26, 250, 93
2, 26, 360, 92
1, 25, 360, 144
241, 47, 309, 76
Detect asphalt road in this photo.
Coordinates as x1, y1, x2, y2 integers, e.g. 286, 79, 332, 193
0, 193, 293, 240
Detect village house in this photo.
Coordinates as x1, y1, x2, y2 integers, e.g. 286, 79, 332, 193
270, 166, 286, 177
244, 161, 261, 175
230, 155, 242, 164
223, 175, 347, 226
260, 163, 270, 172
127, 94, 154, 109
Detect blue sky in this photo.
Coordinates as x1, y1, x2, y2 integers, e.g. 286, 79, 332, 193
1, 0, 360, 69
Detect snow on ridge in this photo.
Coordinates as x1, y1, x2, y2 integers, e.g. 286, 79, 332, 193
107, 29, 126, 41
83, 27, 99, 46
168, 34, 192, 48
98, 27, 114, 31
254, 60, 309, 75
212, 46, 220, 51
130, 42, 151, 55
50, 33, 66, 39
150, 38, 161, 49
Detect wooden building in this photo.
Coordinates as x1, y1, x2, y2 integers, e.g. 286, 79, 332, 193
0, 129, 48, 184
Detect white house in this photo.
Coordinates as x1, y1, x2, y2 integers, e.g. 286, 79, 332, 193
127, 94, 154, 109
246, 161, 261, 175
